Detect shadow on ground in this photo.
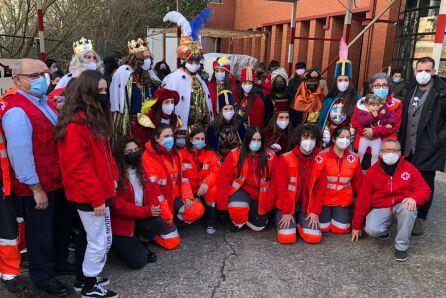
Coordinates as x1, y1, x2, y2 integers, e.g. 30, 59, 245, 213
2, 174, 446, 297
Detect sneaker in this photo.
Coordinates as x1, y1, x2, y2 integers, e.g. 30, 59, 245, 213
206, 226, 216, 235
411, 218, 425, 236
74, 277, 110, 293
378, 232, 390, 240
2, 275, 26, 293
394, 249, 408, 262
81, 283, 117, 298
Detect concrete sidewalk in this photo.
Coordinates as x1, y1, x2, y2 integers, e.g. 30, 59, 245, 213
2, 174, 446, 297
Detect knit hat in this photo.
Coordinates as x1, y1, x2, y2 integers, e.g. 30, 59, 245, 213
334, 38, 352, 79
218, 90, 235, 109
241, 66, 256, 83
271, 67, 289, 85
213, 56, 231, 72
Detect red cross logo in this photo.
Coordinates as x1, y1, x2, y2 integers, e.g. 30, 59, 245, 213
401, 172, 411, 181
315, 155, 323, 164
347, 155, 356, 163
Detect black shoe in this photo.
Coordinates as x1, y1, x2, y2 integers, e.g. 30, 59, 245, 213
56, 262, 76, 275
229, 222, 241, 233
81, 283, 118, 298
74, 277, 110, 293
20, 250, 28, 269
36, 279, 70, 297
378, 232, 390, 240
147, 248, 157, 263
394, 249, 408, 262
2, 275, 26, 293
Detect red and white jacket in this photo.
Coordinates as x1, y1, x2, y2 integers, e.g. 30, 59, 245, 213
352, 158, 431, 230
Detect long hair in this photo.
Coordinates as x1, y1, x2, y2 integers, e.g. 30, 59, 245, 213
113, 136, 145, 194
210, 71, 232, 90
210, 106, 240, 137
237, 85, 255, 122
326, 78, 357, 118
265, 112, 293, 147
186, 126, 208, 151
150, 123, 174, 154
55, 70, 112, 140
69, 49, 104, 76
123, 51, 151, 86
237, 126, 270, 179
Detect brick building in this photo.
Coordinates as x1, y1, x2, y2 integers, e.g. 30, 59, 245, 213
206, 0, 444, 91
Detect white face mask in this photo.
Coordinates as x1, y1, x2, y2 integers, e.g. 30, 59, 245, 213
86, 61, 97, 70
382, 152, 400, 165
300, 139, 316, 152
335, 138, 350, 150
141, 58, 152, 71
185, 63, 200, 74
415, 71, 432, 85
296, 69, 305, 76
222, 110, 234, 121
215, 72, 226, 83
276, 119, 289, 130
337, 81, 349, 92
162, 103, 175, 115
242, 84, 253, 94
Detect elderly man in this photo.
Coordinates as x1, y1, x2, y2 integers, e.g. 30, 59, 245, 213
2, 59, 70, 296
351, 139, 431, 262
398, 56, 446, 236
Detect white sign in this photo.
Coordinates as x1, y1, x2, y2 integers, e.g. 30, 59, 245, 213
0, 59, 18, 96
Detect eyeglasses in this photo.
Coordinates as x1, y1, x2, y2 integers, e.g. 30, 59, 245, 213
373, 84, 389, 89
15, 71, 50, 79
380, 149, 400, 153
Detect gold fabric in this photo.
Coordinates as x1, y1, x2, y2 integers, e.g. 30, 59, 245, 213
188, 76, 210, 129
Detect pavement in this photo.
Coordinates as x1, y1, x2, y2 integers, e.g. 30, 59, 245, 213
2, 173, 446, 298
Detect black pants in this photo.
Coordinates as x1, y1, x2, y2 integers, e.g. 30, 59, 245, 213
0, 195, 18, 243
20, 188, 72, 285
418, 170, 436, 220
112, 217, 163, 269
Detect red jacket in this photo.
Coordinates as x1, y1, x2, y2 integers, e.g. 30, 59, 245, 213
275, 147, 325, 215
208, 78, 240, 112
352, 158, 431, 230
258, 74, 272, 96
237, 95, 265, 129
110, 179, 158, 237
5, 92, 62, 196
58, 111, 118, 207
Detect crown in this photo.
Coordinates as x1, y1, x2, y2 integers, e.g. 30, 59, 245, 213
128, 38, 149, 54
73, 37, 93, 55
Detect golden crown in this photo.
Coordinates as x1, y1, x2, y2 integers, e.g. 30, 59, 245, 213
128, 38, 149, 54
73, 37, 94, 55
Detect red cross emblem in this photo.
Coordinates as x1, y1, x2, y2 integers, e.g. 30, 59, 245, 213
401, 172, 411, 181
347, 155, 356, 163
315, 155, 323, 164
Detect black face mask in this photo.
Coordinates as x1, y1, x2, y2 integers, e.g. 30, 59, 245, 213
125, 151, 142, 166
98, 93, 109, 106
306, 83, 318, 92
273, 83, 286, 93
256, 70, 264, 76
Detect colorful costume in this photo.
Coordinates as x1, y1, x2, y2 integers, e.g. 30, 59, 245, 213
208, 56, 240, 112
264, 99, 292, 155
292, 68, 324, 123
236, 67, 265, 129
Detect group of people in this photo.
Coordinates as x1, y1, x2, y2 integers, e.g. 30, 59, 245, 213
0, 8, 445, 298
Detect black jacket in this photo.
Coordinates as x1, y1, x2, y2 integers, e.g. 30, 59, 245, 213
398, 75, 446, 171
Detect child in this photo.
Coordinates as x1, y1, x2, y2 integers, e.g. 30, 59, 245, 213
357, 94, 396, 165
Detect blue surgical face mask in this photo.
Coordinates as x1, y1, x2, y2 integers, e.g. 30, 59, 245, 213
161, 137, 174, 151
29, 76, 48, 97
392, 77, 402, 83
192, 139, 206, 150
249, 140, 262, 152
374, 87, 389, 100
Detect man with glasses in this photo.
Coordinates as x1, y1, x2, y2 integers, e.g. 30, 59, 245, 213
398, 56, 446, 236
351, 139, 431, 262
1, 58, 71, 296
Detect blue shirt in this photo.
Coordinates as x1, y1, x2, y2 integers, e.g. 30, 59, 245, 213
2, 90, 58, 185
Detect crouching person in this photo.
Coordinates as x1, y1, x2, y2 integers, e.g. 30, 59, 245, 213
111, 137, 164, 268
275, 124, 325, 244
217, 126, 277, 232
351, 139, 431, 262
142, 124, 205, 250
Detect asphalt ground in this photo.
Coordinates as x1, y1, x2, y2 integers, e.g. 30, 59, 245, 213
2, 173, 445, 297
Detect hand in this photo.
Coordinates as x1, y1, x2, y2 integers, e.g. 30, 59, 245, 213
184, 199, 194, 209
278, 214, 294, 230
164, 219, 174, 227
33, 189, 48, 210
351, 229, 362, 242
114, 181, 118, 193
403, 198, 417, 211
94, 203, 107, 216
271, 143, 282, 152
151, 205, 161, 217
362, 128, 374, 138
197, 183, 209, 197
385, 124, 393, 129
305, 213, 320, 230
